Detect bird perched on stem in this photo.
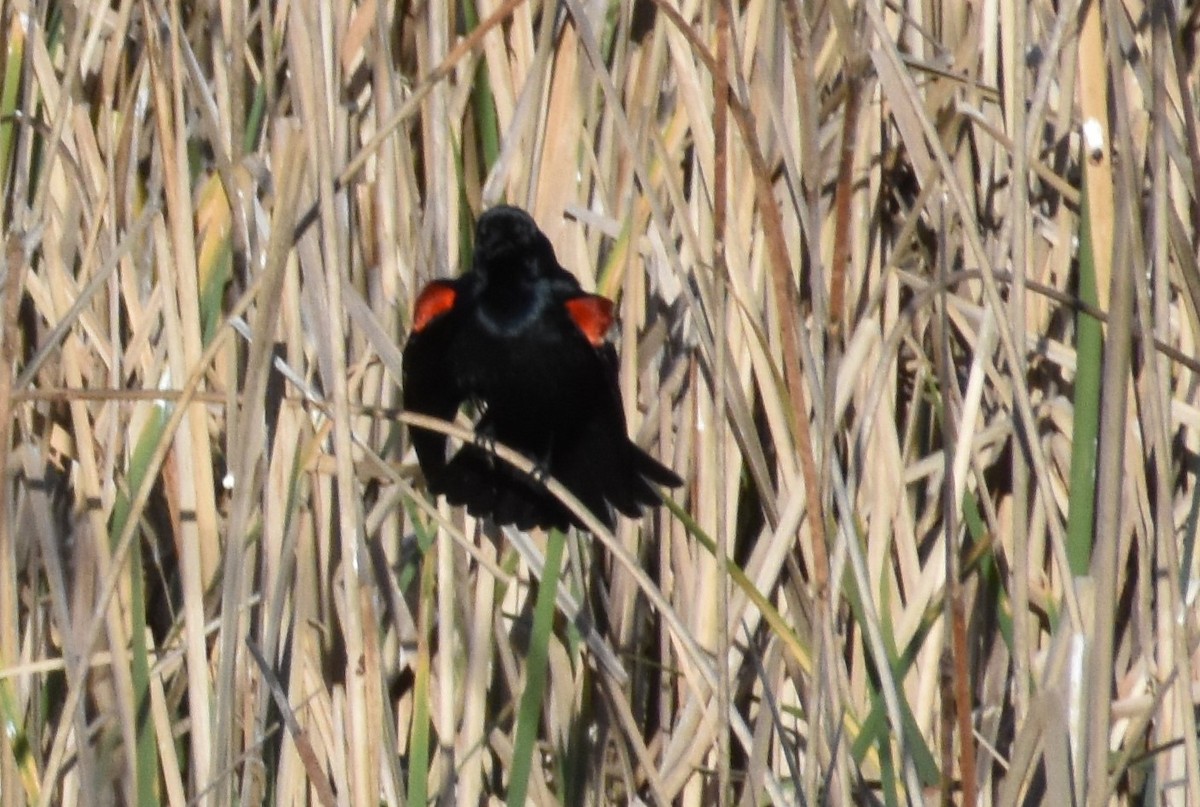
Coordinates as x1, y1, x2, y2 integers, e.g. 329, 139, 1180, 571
402, 205, 682, 531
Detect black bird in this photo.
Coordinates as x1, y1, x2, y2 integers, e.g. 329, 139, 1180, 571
402, 205, 682, 530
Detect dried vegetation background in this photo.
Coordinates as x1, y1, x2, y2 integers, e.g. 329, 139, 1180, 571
1, 0, 1199, 804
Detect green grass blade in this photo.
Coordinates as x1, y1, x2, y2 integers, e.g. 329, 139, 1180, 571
110, 404, 170, 806
1065, 176, 1104, 575
406, 529, 438, 807
0, 678, 39, 800
507, 527, 565, 807
0, 15, 26, 200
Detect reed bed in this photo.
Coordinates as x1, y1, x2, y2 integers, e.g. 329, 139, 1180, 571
0, 0, 1197, 804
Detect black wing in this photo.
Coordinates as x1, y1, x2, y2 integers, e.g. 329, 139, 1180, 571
547, 339, 682, 529
402, 281, 466, 484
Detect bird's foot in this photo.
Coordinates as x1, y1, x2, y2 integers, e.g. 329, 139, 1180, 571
529, 461, 551, 485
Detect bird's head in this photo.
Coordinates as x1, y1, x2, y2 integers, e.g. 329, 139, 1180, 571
472, 205, 559, 285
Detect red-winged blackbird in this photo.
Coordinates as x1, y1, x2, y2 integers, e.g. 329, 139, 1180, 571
402, 205, 682, 531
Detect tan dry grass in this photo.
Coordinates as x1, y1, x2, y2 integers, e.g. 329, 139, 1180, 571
0, 0, 1198, 804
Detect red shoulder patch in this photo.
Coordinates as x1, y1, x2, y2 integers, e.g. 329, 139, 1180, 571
565, 295, 615, 347
412, 281, 457, 332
